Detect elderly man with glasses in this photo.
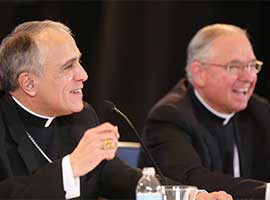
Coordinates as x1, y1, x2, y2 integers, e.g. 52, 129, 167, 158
138, 23, 270, 200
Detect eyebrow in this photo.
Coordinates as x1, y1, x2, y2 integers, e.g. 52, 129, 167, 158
60, 53, 82, 69
228, 58, 257, 63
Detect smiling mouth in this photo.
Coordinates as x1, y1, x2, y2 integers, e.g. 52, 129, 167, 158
70, 89, 82, 94
233, 88, 248, 96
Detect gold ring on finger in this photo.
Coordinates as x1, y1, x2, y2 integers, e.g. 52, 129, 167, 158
103, 139, 114, 150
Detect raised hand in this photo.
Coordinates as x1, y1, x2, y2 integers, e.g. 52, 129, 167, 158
69, 122, 119, 177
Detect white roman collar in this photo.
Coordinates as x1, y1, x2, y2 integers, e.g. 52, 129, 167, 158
12, 96, 55, 127
194, 89, 235, 125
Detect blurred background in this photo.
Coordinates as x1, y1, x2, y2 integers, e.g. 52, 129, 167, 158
0, 1, 269, 141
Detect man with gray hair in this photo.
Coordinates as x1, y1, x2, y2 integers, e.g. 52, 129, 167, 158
138, 23, 270, 199
0, 20, 233, 200
0, 19, 142, 199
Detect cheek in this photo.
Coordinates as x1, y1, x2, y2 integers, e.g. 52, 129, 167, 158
209, 75, 236, 98
220, 75, 237, 89
52, 81, 71, 101
209, 74, 231, 88
57, 75, 73, 90
253, 75, 258, 85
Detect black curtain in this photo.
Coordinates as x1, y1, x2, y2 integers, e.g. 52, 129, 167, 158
0, 1, 269, 141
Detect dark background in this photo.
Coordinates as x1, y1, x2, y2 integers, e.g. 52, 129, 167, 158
0, 1, 269, 141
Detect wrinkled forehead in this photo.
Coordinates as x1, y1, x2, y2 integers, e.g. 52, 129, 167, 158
32, 28, 80, 67
206, 32, 255, 63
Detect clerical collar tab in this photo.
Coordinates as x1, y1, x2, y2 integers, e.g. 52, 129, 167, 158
12, 96, 55, 127
194, 89, 235, 125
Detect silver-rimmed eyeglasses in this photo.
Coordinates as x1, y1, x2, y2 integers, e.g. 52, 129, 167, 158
200, 60, 263, 75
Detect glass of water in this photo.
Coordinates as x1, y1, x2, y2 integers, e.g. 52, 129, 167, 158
161, 185, 197, 200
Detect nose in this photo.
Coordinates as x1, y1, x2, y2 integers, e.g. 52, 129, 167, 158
74, 62, 88, 82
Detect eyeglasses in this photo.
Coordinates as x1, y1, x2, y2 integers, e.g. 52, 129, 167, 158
200, 60, 263, 75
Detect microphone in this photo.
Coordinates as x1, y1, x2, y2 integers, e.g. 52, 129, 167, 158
105, 100, 167, 182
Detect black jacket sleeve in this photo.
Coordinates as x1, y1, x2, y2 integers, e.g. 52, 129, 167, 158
0, 159, 66, 199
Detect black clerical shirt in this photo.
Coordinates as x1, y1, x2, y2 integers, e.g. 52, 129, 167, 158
192, 90, 238, 176
13, 99, 58, 169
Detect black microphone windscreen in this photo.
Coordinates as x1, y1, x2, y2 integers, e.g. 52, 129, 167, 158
104, 100, 117, 112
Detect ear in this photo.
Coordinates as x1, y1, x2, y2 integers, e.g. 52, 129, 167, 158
190, 61, 207, 88
17, 72, 37, 97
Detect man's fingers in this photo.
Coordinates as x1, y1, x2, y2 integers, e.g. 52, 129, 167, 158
215, 191, 233, 200
87, 122, 119, 139
196, 191, 233, 200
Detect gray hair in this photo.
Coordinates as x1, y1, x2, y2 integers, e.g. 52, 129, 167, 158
0, 20, 72, 92
185, 24, 248, 83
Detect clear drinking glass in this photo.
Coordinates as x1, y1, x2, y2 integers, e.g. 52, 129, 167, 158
161, 185, 197, 200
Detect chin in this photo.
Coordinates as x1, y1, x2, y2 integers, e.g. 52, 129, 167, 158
234, 103, 248, 112
72, 104, 84, 113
